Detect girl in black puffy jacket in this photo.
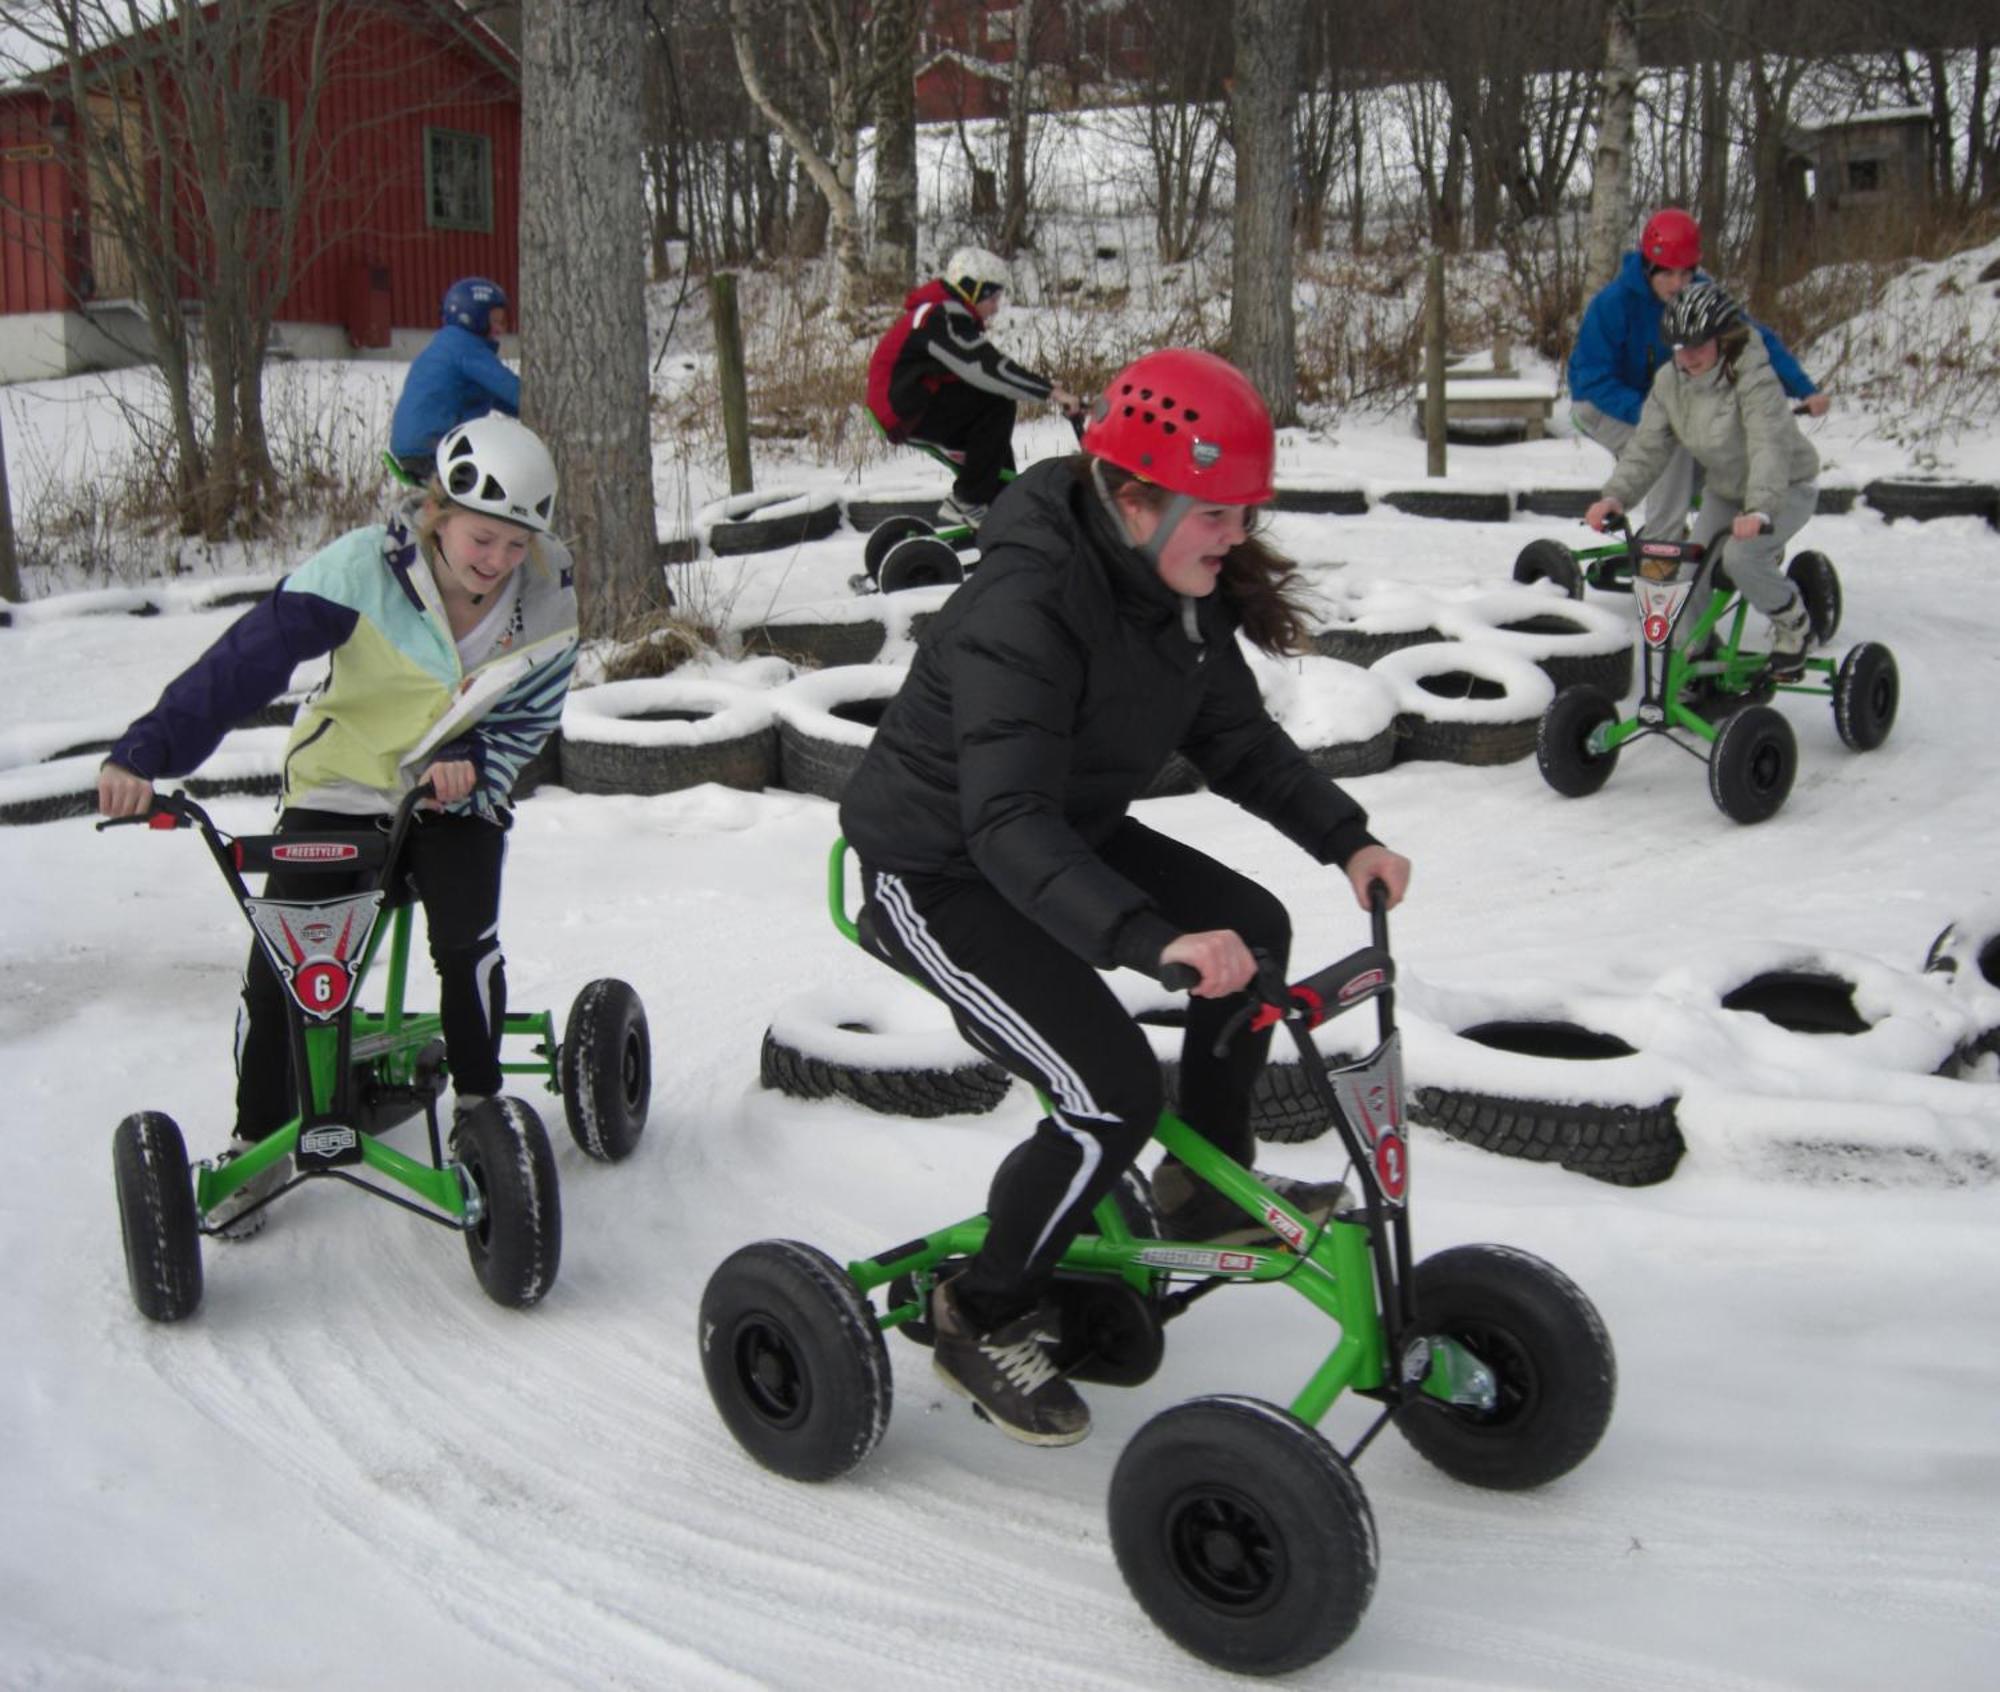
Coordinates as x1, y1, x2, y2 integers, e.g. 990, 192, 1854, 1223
840, 349, 1412, 1447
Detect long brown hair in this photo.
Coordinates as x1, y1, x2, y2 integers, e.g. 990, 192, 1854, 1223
1083, 457, 1313, 655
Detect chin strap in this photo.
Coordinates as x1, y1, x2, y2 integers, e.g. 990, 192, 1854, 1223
1089, 460, 1204, 645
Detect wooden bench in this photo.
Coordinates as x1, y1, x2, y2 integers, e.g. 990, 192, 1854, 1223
1414, 376, 1558, 441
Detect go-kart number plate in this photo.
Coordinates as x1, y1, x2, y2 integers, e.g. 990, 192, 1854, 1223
1636, 578, 1690, 649
1327, 1036, 1410, 1207
244, 892, 385, 1021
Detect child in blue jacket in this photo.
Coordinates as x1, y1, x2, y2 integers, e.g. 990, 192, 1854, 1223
389, 277, 522, 481
1569, 209, 1826, 540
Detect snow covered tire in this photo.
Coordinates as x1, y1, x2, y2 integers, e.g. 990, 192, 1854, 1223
560, 679, 778, 796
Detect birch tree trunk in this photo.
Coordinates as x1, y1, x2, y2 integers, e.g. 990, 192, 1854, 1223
1229, 0, 1303, 425
520, 0, 658, 636
728, 0, 869, 316
1584, 0, 1640, 293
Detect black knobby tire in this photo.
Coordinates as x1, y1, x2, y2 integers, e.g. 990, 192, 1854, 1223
1708, 703, 1797, 824
1309, 626, 1440, 666
1411, 1082, 1683, 1186
699, 1239, 892, 1483
1395, 1243, 1616, 1491
1786, 551, 1842, 644
560, 978, 651, 1162
452, 1097, 562, 1308
1862, 477, 2000, 524
112, 1112, 203, 1322
758, 1023, 1010, 1118
877, 535, 964, 593
862, 514, 933, 581
1381, 487, 1513, 523
709, 494, 842, 557
1833, 642, 1899, 752
1536, 685, 1622, 798
560, 722, 778, 797
1108, 1396, 1378, 1676
1511, 538, 1585, 600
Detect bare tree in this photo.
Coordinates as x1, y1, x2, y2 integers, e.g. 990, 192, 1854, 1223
1585, 0, 1642, 291
869, 0, 916, 285
0, 0, 446, 539
1102, 0, 1232, 263
1229, 0, 1303, 424
726, 0, 876, 315
519, 0, 657, 636
996, 0, 1052, 256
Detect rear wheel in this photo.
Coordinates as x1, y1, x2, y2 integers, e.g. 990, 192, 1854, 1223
560, 979, 651, 1161
1536, 685, 1621, 797
452, 1097, 562, 1308
862, 514, 932, 582
877, 535, 964, 593
1708, 703, 1796, 824
1833, 642, 1898, 752
1786, 551, 1842, 644
1511, 539, 1584, 599
112, 1112, 203, 1322
1109, 1396, 1377, 1675
700, 1239, 891, 1482
1395, 1244, 1616, 1490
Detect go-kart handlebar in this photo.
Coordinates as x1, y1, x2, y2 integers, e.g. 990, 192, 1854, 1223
97, 781, 438, 896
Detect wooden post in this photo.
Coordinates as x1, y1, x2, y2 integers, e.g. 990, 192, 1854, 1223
711, 271, 754, 496
0, 407, 19, 607
1423, 251, 1447, 478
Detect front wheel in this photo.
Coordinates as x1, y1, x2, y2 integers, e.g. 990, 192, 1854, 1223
1833, 642, 1899, 752
1109, 1396, 1377, 1675
1536, 685, 1621, 797
1786, 550, 1842, 644
700, 1240, 892, 1482
452, 1097, 562, 1308
1709, 703, 1797, 824
1397, 1244, 1615, 1490
112, 1112, 203, 1322
862, 514, 933, 581
877, 535, 964, 593
560, 978, 651, 1162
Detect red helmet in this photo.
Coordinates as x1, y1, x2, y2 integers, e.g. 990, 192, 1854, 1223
1640, 207, 1701, 271
1081, 349, 1275, 505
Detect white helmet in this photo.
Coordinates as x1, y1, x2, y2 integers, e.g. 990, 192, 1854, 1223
435, 414, 557, 534
942, 246, 1009, 304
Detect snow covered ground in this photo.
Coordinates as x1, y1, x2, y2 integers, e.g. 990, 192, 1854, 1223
5, 319, 2000, 1686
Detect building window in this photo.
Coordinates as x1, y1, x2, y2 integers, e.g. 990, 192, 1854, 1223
987, 6, 1016, 44
241, 96, 287, 208
425, 127, 493, 232
1846, 158, 1881, 193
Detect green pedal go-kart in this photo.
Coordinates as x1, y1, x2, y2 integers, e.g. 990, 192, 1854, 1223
856, 410, 1087, 595
698, 840, 1616, 1677
1535, 516, 1900, 825
103, 784, 651, 1321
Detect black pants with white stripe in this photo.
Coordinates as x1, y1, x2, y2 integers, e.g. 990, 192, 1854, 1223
234, 807, 509, 1140
861, 818, 1290, 1329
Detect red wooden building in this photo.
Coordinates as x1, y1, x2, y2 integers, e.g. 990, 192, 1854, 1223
0, 0, 519, 382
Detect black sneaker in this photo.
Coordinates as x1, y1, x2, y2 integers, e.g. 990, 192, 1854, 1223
931, 1281, 1090, 1447
1152, 1159, 1354, 1246
206, 1134, 291, 1241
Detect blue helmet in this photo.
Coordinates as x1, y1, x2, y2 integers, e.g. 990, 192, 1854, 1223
441, 277, 508, 337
